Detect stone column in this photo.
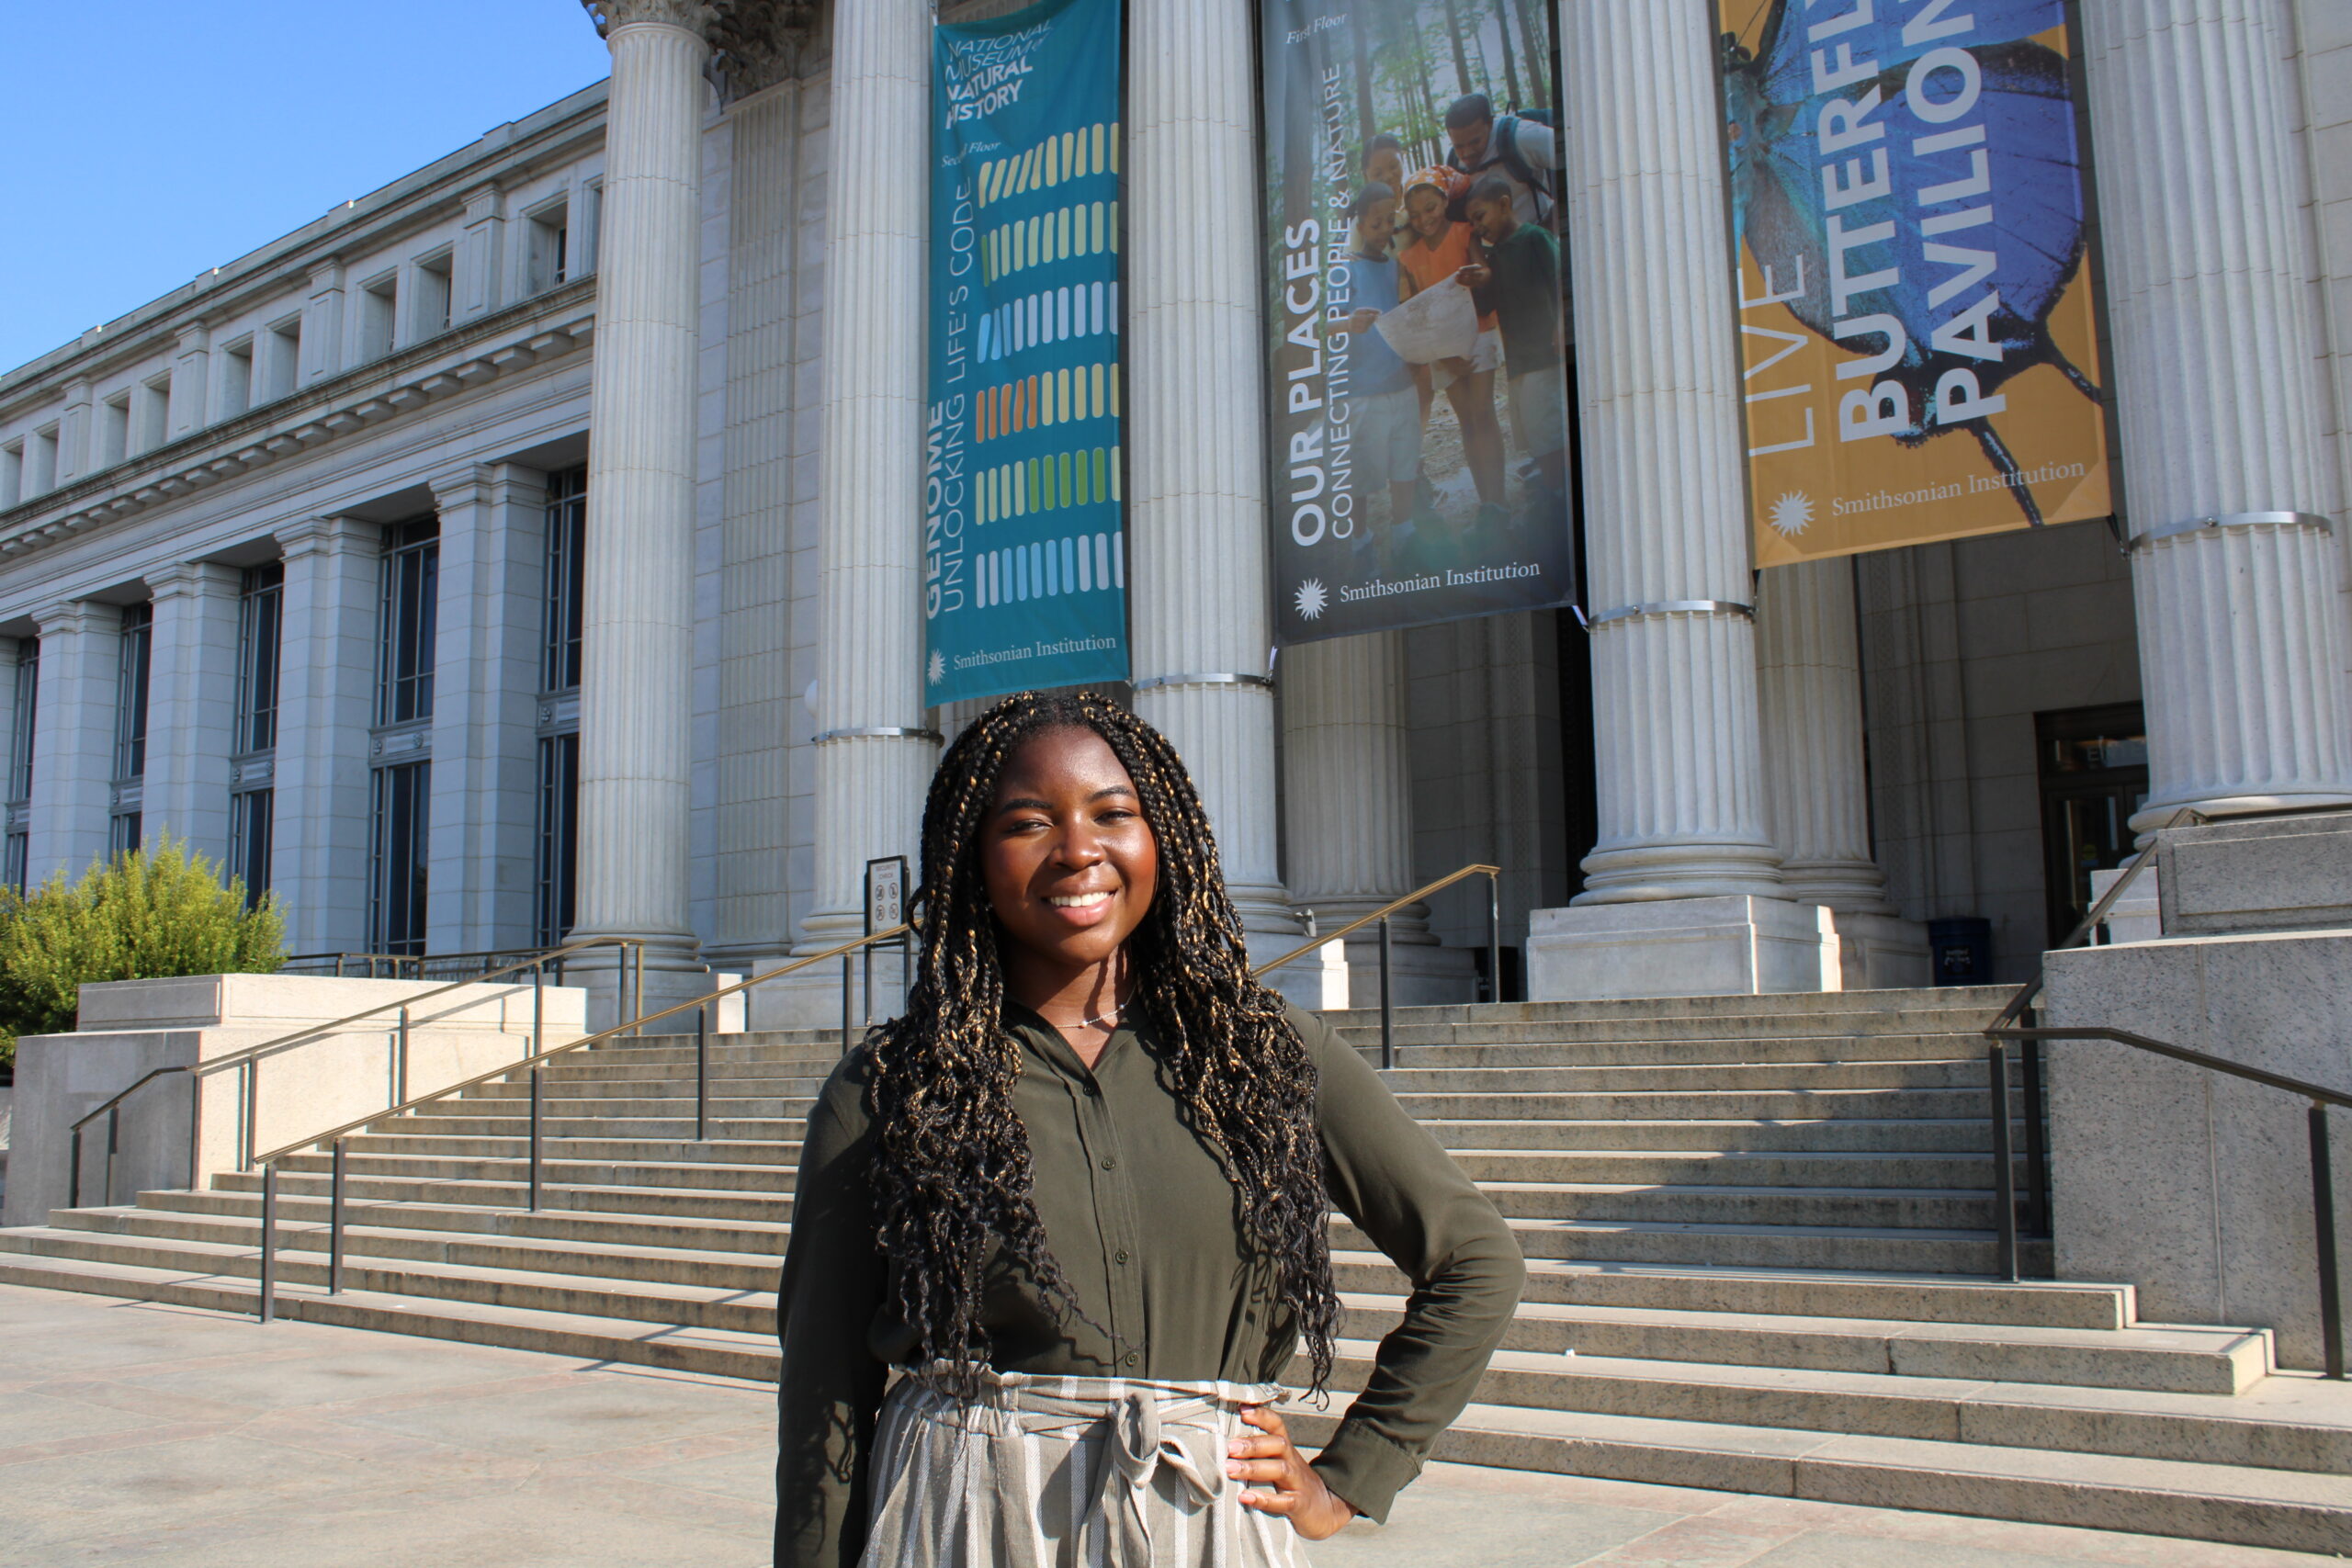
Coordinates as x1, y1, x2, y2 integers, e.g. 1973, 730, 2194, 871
1282, 633, 1474, 1003
301, 261, 345, 387
1755, 559, 1926, 989
168, 326, 210, 440
141, 562, 243, 863
273, 518, 379, 954
2083, 2, 2352, 827
1128, 0, 1298, 963
791, 0, 934, 983
572, 0, 713, 1012
1526, 0, 1829, 1000
428, 463, 547, 952
28, 603, 118, 885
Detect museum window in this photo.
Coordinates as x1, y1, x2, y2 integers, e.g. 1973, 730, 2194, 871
235, 562, 284, 753
28, 426, 57, 496
1, 443, 20, 509
6, 638, 37, 895
535, 733, 579, 946
218, 337, 254, 418
414, 250, 454, 339
542, 466, 585, 692
526, 197, 570, 295
133, 373, 171, 454
358, 271, 400, 361
368, 761, 430, 956
262, 315, 302, 401
378, 517, 439, 726
97, 393, 130, 468
228, 787, 273, 908
113, 603, 153, 783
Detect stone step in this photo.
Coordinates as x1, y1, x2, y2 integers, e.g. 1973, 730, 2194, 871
1329, 1251, 2132, 1331
5, 1249, 2345, 1554
274, 1150, 793, 1192
340, 1133, 802, 1166
1283, 1392, 2352, 1555
134, 1187, 792, 1255
1339, 1025, 2003, 1053
1407, 1117, 2007, 1154
1445, 1150, 2012, 1190
1340, 1214, 2047, 1275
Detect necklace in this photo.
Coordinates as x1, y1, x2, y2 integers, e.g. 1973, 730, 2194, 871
1044, 998, 1125, 1032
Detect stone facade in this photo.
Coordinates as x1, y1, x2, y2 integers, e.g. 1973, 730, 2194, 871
0, 1, 2347, 1010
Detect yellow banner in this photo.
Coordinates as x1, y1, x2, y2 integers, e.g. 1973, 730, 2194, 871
1719, 1, 2110, 567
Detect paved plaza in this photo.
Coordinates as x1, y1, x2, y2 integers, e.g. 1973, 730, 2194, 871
0, 1284, 2339, 1568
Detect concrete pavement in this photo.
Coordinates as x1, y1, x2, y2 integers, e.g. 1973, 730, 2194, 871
0, 1283, 2335, 1568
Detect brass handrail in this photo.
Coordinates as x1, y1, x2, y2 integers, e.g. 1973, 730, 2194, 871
65, 933, 648, 1207
250, 922, 913, 1320
1254, 863, 1503, 1070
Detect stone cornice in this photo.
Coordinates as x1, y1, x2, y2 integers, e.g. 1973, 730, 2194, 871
0, 278, 598, 569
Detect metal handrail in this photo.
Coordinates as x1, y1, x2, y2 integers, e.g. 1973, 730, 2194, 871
1256, 863, 1503, 1070
281, 948, 571, 979
250, 921, 910, 1321
1991, 1024, 2347, 1381
1989, 806, 2203, 1033
66, 934, 649, 1208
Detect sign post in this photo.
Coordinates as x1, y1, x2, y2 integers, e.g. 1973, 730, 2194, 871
864, 854, 910, 1025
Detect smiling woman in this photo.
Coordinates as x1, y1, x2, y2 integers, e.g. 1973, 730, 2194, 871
772, 689, 1524, 1568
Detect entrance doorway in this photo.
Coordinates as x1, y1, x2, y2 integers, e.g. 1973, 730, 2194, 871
2035, 703, 2148, 948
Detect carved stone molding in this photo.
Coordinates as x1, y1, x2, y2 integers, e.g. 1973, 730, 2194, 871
581, 0, 817, 100
580, 0, 718, 35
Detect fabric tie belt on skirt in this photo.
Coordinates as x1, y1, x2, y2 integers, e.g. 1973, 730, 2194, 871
863, 1364, 1299, 1568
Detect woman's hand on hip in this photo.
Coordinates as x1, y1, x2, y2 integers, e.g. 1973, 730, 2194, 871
1227, 1406, 1358, 1540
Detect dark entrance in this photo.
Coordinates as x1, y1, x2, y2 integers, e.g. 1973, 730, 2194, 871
2035, 703, 2149, 948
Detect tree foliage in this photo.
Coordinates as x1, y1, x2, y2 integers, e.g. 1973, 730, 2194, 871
0, 836, 284, 1075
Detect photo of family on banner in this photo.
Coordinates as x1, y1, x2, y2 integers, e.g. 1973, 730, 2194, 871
1262, 0, 1577, 645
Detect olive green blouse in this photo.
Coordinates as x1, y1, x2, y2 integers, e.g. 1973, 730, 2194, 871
772, 1000, 1524, 1568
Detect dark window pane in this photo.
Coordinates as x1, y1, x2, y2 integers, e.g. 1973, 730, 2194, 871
115, 603, 152, 781
543, 466, 586, 693
536, 733, 580, 946
230, 788, 274, 908
370, 761, 430, 955
237, 563, 284, 754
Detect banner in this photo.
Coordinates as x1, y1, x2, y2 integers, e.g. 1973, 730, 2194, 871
1719, 0, 2111, 567
1261, 0, 1577, 645
925, 0, 1126, 705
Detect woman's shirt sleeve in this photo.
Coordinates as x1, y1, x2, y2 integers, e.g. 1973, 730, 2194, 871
1295, 1005, 1525, 1524
774, 1054, 889, 1568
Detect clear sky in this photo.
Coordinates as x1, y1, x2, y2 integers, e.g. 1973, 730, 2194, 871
0, 1, 615, 375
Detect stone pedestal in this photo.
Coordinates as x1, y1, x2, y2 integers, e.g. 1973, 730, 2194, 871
2154, 812, 2352, 937
2044, 931, 2352, 1371
2083, 4, 2352, 828
1527, 896, 1836, 1002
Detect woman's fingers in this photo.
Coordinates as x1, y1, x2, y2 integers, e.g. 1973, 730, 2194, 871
1238, 1488, 1300, 1515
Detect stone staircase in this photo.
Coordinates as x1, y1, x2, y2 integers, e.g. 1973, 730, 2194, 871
6, 986, 2350, 1552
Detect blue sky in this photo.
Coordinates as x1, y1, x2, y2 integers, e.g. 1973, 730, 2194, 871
0, 1, 614, 374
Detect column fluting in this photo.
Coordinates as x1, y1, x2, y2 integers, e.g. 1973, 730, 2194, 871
2084, 0, 2352, 824
1755, 559, 1892, 911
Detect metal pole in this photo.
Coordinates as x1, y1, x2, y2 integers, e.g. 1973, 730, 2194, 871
1379, 916, 1396, 1072
533, 961, 544, 1060
528, 1065, 544, 1213
396, 1007, 411, 1105
243, 1058, 258, 1170
695, 1005, 710, 1142
1486, 872, 1501, 1004
105, 1107, 120, 1207
257, 1164, 277, 1324
328, 1140, 347, 1295
842, 952, 855, 1056
901, 928, 913, 1018
633, 942, 645, 1037
1988, 1042, 2018, 1282
69, 1125, 82, 1209
2312, 1103, 2344, 1381
2020, 1036, 2052, 1242
335, 955, 345, 978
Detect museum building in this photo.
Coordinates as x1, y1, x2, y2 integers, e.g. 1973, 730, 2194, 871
0, 0, 2346, 1024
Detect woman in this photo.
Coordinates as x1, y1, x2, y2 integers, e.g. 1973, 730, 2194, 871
775, 691, 1523, 1567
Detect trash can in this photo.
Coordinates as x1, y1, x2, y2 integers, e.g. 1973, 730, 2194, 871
1928, 918, 1993, 985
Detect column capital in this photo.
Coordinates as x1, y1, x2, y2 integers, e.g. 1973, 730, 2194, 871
275, 515, 379, 559
428, 462, 498, 509
462, 182, 507, 224
144, 560, 242, 602
581, 0, 717, 37
33, 600, 116, 636
174, 321, 212, 355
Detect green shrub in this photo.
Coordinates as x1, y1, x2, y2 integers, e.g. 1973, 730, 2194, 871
0, 834, 284, 1075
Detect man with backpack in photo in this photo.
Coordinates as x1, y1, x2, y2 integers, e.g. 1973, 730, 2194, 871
1443, 92, 1556, 228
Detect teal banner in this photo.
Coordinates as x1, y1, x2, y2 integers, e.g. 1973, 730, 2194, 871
925, 0, 1126, 706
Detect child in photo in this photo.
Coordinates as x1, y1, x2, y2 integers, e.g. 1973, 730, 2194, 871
1396, 167, 1508, 528
1456, 174, 1567, 526
1340, 184, 1435, 546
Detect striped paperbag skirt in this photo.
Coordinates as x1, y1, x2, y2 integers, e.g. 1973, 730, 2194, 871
859, 1365, 1312, 1568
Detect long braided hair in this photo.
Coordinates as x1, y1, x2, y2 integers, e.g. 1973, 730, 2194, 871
865, 690, 1338, 1392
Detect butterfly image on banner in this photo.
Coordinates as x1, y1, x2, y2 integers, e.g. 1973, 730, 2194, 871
1722, 0, 2100, 525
